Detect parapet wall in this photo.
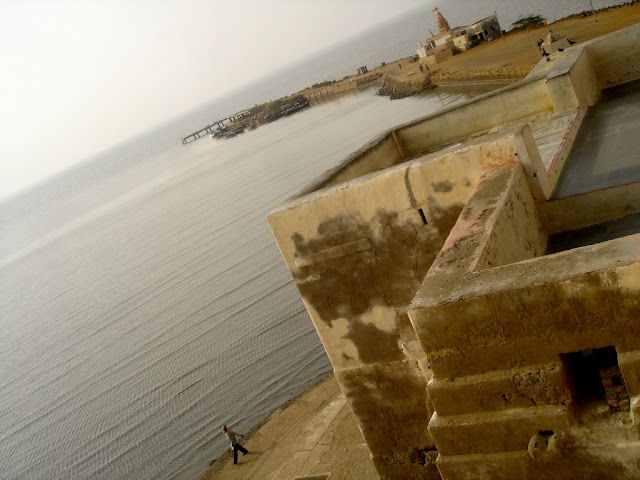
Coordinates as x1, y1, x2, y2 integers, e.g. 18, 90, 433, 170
298, 24, 640, 200
409, 164, 640, 478
581, 23, 640, 88
268, 128, 537, 478
306, 78, 553, 193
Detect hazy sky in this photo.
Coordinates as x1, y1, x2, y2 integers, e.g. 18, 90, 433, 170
0, 0, 425, 200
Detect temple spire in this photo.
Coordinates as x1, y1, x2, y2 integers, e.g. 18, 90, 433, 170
433, 7, 450, 34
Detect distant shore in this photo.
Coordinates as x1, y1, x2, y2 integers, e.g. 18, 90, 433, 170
187, 2, 639, 144
298, 1, 640, 98
278, 2, 640, 99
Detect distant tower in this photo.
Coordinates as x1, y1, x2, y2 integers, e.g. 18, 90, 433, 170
433, 7, 451, 34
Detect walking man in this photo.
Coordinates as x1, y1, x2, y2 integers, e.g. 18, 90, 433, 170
222, 425, 248, 464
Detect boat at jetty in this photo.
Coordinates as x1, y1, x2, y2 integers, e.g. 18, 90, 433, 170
211, 125, 245, 140
263, 99, 310, 122
186, 98, 309, 144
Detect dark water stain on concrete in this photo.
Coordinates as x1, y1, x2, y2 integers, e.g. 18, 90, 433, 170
404, 169, 418, 207
431, 267, 640, 377
336, 364, 431, 458
291, 206, 463, 363
427, 199, 464, 236
432, 180, 454, 193
348, 317, 402, 364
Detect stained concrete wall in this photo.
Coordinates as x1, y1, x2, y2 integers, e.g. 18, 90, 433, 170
409, 164, 640, 478
268, 131, 534, 478
269, 130, 535, 371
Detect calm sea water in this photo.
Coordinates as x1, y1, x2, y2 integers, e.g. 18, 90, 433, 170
0, 87, 495, 480
0, 1, 630, 479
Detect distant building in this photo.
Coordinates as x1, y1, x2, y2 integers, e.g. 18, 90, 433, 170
418, 9, 501, 63
357, 66, 369, 75
453, 15, 502, 52
418, 8, 457, 63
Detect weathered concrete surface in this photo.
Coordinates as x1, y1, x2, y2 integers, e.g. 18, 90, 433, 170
553, 79, 640, 198
539, 181, 640, 235
409, 163, 640, 478
546, 212, 640, 254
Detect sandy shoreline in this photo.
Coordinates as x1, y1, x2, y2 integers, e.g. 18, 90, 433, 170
200, 374, 331, 476
199, 373, 378, 480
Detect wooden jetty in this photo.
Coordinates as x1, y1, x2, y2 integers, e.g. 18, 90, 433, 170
181, 110, 252, 144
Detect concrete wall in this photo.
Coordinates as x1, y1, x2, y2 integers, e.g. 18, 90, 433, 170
453, 34, 469, 50
466, 16, 500, 41
527, 23, 640, 110
311, 131, 403, 192
396, 79, 552, 157
299, 24, 640, 204
538, 45, 599, 115
433, 35, 452, 48
409, 164, 640, 478
473, 165, 547, 270
298, 79, 554, 197
544, 107, 585, 194
581, 23, 640, 88
268, 131, 533, 479
539, 181, 640, 234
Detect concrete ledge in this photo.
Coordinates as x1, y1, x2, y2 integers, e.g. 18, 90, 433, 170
412, 258, 640, 378
429, 405, 575, 455
618, 350, 640, 397
396, 79, 552, 157
544, 107, 584, 188
436, 444, 640, 480
539, 181, 640, 233
428, 362, 570, 416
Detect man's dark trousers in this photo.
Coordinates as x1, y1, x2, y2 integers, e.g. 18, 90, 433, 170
233, 443, 248, 464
